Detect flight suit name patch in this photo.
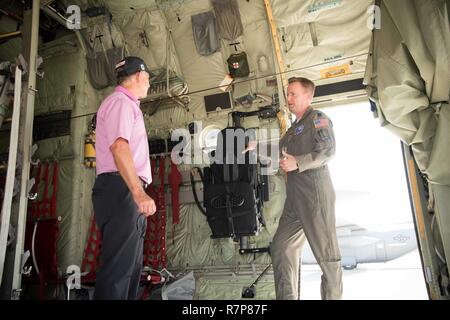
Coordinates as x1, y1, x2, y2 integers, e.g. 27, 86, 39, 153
295, 125, 304, 135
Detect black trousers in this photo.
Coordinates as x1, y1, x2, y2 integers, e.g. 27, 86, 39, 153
91, 174, 147, 300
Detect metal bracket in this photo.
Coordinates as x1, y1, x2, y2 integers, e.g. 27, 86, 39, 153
15, 54, 27, 75
21, 250, 30, 273
30, 144, 39, 166
27, 177, 37, 200
23, 266, 32, 276
11, 289, 22, 300
7, 223, 15, 246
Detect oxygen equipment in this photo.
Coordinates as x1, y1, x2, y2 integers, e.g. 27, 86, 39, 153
84, 115, 96, 168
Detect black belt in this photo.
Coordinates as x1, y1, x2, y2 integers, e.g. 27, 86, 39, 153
99, 172, 148, 188
99, 171, 121, 177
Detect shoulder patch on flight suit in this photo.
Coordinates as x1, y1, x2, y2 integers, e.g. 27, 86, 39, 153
295, 125, 304, 135
313, 112, 333, 143
318, 128, 331, 141
313, 117, 329, 128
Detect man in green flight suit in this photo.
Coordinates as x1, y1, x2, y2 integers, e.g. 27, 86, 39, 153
271, 76, 343, 300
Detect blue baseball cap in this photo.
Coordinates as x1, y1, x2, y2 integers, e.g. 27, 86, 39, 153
115, 56, 151, 77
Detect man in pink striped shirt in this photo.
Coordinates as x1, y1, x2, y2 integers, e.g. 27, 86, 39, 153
92, 56, 156, 300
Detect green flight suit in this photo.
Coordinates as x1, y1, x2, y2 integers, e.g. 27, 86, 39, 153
271, 106, 343, 300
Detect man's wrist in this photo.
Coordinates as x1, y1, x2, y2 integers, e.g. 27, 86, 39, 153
130, 184, 144, 195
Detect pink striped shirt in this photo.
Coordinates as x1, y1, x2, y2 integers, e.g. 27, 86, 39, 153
95, 86, 152, 184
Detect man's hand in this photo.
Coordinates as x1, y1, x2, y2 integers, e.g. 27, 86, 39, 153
132, 188, 157, 217
280, 150, 298, 172
242, 141, 258, 154
111, 138, 156, 216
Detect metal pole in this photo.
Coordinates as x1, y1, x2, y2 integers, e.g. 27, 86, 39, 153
263, 0, 289, 135
401, 142, 440, 299
0, 67, 22, 287
11, 0, 40, 300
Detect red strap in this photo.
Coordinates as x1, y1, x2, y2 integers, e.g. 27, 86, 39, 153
50, 161, 58, 218
50, 162, 59, 283
148, 157, 160, 270
143, 169, 153, 268
168, 160, 182, 225
152, 158, 160, 270
27, 161, 60, 299
147, 158, 157, 195
81, 215, 102, 281
143, 156, 168, 269
41, 162, 50, 218
158, 157, 166, 268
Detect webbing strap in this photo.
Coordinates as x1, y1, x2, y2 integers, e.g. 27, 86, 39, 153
168, 160, 181, 224
144, 158, 159, 269
168, 160, 181, 248
31, 161, 59, 218
151, 158, 160, 269
50, 161, 58, 217
143, 160, 153, 267
158, 157, 166, 268
143, 157, 167, 269
81, 215, 102, 281
49, 161, 59, 288
41, 162, 50, 218
26, 161, 60, 299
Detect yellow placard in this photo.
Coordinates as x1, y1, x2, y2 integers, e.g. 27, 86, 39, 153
320, 64, 351, 79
